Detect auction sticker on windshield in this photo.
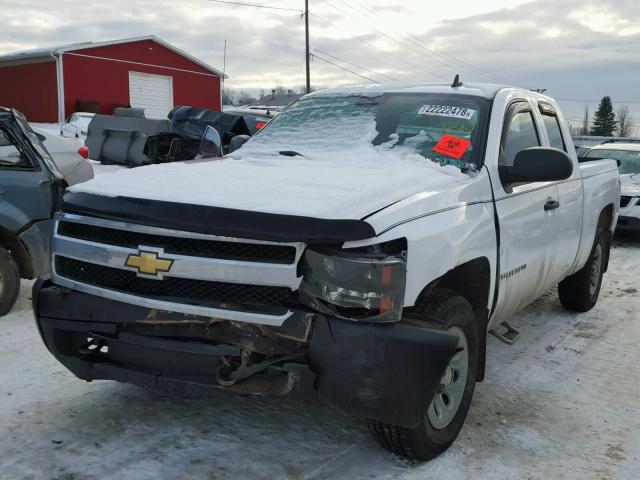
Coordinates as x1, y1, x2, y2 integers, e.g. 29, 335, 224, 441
418, 105, 476, 120
433, 134, 471, 159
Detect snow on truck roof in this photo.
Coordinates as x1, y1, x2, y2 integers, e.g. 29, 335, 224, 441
305, 82, 513, 100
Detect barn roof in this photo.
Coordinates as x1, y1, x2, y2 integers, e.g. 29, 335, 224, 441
0, 35, 227, 78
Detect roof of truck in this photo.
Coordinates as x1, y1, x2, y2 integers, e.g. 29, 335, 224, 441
306, 82, 514, 100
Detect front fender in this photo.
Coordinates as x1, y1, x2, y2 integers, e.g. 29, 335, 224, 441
345, 170, 497, 308
0, 201, 32, 233
18, 219, 53, 278
309, 315, 459, 427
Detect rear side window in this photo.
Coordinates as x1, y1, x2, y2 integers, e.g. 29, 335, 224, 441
501, 110, 540, 166
0, 128, 32, 169
541, 113, 566, 151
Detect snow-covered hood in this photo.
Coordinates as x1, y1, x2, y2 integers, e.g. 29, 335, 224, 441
68, 149, 469, 220
621, 173, 640, 197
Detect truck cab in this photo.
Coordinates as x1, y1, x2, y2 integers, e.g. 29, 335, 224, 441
32, 83, 619, 460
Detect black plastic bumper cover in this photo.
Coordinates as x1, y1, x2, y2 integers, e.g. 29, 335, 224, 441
34, 282, 458, 427
617, 215, 640, 231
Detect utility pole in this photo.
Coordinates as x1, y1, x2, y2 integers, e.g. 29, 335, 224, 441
305, 0, 311, 93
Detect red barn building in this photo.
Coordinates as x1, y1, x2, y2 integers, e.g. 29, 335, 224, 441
0, 36, 225, 122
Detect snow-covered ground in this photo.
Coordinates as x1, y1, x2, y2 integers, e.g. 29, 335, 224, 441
1, 233, 639, 479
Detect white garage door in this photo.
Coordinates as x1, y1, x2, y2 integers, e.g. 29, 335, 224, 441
128, 71, 173, 119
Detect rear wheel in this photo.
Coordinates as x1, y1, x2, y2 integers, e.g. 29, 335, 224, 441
559, 231, 607, 312
368, 289, 479, 460
0, 247, 20, 317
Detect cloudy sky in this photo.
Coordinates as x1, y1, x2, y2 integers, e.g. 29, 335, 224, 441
1, 0, 639, 133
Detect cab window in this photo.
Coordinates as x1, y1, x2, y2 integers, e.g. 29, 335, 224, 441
0, 128, 32, 169
500, 108, 540, 167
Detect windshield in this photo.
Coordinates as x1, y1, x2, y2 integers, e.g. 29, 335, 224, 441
245, 93, 489, 171
76, 114, 93, 127
585, 148, 640, 174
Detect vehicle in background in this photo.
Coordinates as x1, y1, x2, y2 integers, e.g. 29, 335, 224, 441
584, 143, 640, 231
0, 107, 93, 316
575, 144, 590, 157
223, 107, 276, 134
600, 137, 640, 145
34, 83, 619, 461
60, 112, 95, 138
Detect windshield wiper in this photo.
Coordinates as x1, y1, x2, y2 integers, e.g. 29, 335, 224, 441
278, 150, 304, 157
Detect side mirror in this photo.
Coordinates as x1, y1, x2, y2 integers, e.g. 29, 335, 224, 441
198, 125, 223, 158
500, 147, 573, 184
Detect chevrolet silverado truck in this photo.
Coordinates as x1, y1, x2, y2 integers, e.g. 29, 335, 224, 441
33, 82, 620, 460
0, 107, 92, 316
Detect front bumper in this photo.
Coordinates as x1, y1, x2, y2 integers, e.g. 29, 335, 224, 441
617, 215, 640, 231
34, 281, 458, 428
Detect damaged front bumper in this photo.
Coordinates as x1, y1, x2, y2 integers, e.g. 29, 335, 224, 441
34, 281, 458, 428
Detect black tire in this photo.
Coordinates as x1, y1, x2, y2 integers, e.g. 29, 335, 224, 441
559, 231, 607, 312
368, 289, 479, 461
0, 247, 20, 317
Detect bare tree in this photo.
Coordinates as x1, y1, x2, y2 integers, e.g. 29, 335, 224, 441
237, 90, 257, 105
581, 104, 590, 135
616, 105, 634, 137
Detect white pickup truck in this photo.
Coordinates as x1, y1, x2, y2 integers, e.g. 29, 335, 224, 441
34, 82, 620, 461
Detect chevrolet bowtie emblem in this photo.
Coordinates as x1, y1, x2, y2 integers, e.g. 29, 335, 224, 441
125, 249, 173, 278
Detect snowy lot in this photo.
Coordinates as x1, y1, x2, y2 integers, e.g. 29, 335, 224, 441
0, 234, 639, 479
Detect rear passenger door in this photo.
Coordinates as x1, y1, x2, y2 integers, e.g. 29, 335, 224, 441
491, 101, 560, 323
538, 102, 583, 283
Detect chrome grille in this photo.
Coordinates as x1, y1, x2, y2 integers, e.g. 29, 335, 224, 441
57, 220, 296, 264
55, 257, 292, 313
51, 213, 305, 326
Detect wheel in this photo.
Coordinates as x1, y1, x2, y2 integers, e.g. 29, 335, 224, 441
368, 289, 479, 460
559, 231, 607, 312
0, 247, 20, 317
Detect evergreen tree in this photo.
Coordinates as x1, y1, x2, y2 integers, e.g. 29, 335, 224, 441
590, 96, 617, 136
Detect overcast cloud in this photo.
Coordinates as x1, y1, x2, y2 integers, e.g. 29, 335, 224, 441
0, 0, 638, 132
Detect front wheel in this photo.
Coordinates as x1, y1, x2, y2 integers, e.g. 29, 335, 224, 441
559, 231, 608, 312
0, 247, 20, 317
368, 289, 479, 460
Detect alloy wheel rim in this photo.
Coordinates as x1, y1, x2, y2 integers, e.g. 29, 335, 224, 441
427, 326, 469, 430
590, 244, 603, 296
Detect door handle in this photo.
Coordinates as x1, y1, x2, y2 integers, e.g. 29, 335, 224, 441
544, 200, 560, 211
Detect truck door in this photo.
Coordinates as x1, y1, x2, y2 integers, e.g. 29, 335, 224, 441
490, 101, 560, 324
537, 102, 583, 284
0, 119, 55, 230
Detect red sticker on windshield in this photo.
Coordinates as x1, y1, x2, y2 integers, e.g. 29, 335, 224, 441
433, 134, 470, 159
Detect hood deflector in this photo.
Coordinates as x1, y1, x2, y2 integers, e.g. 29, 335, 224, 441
62, 193, 376, 243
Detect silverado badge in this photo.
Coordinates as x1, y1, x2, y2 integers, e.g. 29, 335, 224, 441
125, 249, 173, 278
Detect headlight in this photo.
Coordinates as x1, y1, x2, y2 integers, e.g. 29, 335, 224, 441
299, 248, 406, 322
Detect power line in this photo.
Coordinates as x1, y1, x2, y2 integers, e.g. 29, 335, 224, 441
345, 0, 517, 85
207, 0, 302, 12
319, 0, 515, 85
312, 47, 399, 81
312, 53, 379, 83
311, 12, 447, 80
556, 98, 640, 104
